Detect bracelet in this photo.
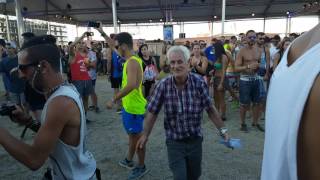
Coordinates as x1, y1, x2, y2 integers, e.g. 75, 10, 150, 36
219, 127, 228, 137
26, 118, 41, 132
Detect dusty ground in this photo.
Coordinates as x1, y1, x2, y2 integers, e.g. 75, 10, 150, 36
0, 75, 265, 180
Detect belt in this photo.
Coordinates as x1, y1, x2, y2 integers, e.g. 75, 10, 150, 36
240, 75, 260, 81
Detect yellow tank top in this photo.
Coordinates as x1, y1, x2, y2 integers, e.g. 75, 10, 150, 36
121, 55, 147, 115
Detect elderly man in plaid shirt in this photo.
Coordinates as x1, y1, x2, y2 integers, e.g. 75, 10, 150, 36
137, 45, 229, 180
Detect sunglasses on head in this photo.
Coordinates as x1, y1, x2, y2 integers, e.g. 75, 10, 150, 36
18, 62, 39, 71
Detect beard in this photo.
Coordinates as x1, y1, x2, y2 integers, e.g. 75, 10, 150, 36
248, 41, 255, 46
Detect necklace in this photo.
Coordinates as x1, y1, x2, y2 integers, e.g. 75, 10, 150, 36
47, 81, 68, 97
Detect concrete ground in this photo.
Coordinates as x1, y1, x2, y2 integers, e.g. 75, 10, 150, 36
0, 75, 265, 180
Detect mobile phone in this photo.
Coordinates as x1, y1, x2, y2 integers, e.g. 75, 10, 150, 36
87, 21, 100, 28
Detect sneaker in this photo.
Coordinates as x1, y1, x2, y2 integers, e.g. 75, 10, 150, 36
256, 124, 265, 132
88, 106, 95, 111
240, 124, 248, 132
86, 118, 93, 123
95, 107, 100, 113
116, 108, 122, 114
128, 165, 150, 180
119, 158, 134, 170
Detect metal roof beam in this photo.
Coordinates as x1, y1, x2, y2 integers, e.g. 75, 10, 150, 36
263, 0, 275, 17
157, 0, 166, 19
47, 0, 63, 11
99, 0, 112, 10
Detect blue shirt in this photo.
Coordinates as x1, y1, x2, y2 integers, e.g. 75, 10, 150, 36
0, 56, 25, 94
204, 45, 217, 63
112, 51, 125, 78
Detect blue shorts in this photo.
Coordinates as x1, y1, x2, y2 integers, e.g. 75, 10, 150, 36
122, 109, 144, 134
239, 79, 262, 105
72, 80, 93, 97
258, 79, 267, 101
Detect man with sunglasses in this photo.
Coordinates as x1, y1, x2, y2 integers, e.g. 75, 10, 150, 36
235, 30, 264, 132
0, 41, 26, 104
0, 35, 97, 179
96, 25, 149, 179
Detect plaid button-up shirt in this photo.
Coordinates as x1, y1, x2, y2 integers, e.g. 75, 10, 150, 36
147, 73, 212, 140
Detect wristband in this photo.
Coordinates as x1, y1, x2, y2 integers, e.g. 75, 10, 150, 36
26, 118, 41, 132
219, 127, 228, 137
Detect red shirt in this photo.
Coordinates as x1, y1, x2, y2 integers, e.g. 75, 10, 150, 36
70, 52, 90, 81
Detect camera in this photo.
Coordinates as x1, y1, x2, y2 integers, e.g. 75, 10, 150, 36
0, 104, 16, 116
85, 32, 94, 36
87, 21, 100, 28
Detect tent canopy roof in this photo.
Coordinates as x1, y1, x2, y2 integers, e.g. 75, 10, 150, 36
2, 0, 318, 25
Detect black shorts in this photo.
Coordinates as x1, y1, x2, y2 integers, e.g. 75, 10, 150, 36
111, 77, 122, 89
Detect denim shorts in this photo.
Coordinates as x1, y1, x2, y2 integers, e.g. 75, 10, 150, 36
239, 79, 262, 105
257, 67, 266, 77
122, 109, 144, 134
72, 80, 93, 97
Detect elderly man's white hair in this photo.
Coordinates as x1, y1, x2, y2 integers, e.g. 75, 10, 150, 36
167, 45, 190, 63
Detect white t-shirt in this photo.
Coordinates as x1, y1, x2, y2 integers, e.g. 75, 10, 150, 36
101, 48, 108, 60
269, 43, 278, 68
88, 50, 97, 80
261, 42, 320, 180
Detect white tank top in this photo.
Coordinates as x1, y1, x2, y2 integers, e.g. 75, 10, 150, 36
41, 84, 96, 180
261, 42, 320, 180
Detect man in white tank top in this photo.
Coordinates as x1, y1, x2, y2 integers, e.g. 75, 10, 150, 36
262, 23, 320, 180
0, 35, 97, 180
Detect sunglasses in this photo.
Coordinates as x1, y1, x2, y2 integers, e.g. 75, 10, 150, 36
248, 36, 256, 40
18, 62, 39, 71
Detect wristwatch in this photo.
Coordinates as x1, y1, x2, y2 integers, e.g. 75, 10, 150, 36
219, 127, 228, 137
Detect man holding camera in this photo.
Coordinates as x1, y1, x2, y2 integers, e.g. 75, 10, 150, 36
0, 35, 97, 179
69, 32, 94, 117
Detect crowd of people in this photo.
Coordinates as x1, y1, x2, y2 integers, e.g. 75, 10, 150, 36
0, 20, 318, 180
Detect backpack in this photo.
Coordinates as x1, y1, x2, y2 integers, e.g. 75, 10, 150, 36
143, 63, 157, 81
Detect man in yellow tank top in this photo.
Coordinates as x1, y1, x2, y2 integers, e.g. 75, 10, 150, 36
104, 32, 149, 180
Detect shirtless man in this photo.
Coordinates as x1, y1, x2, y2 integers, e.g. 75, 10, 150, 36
261, 23, 320, 180
235, 30, 263, 132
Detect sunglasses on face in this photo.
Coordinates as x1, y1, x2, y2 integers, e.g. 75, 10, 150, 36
248, 36, 256, 40
18, 62, 39, 72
